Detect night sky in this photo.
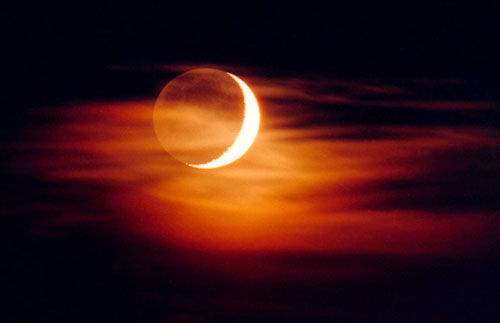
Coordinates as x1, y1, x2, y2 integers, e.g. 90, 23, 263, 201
3, 2, 500, 322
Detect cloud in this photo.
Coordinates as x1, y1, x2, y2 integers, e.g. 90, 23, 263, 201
10, 66, 500, 258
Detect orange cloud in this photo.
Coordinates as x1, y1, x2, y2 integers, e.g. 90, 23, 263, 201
14, 70, 500, 260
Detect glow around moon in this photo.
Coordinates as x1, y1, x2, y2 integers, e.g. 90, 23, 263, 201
188, 73, 260, 169
153, 69, 260, 169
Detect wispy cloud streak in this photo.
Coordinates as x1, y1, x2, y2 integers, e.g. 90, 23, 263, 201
13, 65, 500, 258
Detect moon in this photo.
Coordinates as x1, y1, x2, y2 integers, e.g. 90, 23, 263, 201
153, 69, 260, 169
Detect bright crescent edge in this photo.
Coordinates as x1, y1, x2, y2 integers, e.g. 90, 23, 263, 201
186, 73, 261, 169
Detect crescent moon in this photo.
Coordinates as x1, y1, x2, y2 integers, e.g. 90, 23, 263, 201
186, 73, 260, 169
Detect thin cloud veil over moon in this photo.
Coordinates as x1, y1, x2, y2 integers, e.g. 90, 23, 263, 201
5, 1, 500, 320
153, 69, 260, 169
6, 61, 500, 321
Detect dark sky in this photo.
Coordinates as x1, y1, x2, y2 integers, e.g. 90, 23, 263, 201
2, 2, 500, 322
7, 2, 500, 73
4, 2, 500, 137
5, 2, 500, 100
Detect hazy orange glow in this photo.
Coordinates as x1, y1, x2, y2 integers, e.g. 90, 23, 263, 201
16, 69, 500, 260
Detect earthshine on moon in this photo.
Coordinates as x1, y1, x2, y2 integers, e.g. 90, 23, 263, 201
153, 69, 260, 169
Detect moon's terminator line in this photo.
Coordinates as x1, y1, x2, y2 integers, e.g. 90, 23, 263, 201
187, 73, 260, 169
